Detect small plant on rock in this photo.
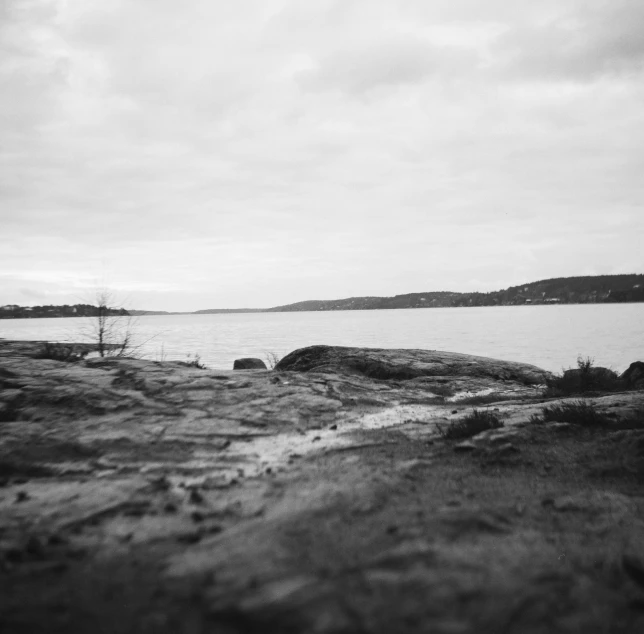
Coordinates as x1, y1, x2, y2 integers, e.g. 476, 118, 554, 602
264, 351, 282, 370
530, 400, 612, 427
181, 354, 207, 369
437, 409, 503, 440
429, 384, 455, 398
544, 355, 624, 397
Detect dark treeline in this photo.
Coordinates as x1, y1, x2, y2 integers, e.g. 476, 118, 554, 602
0, 304, 129, 319
267, 274, 644, 312
2, 274, 643, 317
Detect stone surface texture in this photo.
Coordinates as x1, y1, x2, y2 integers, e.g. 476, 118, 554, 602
622, 361, 644, 389
276, 345, 552, 384
1, 338, 644, 634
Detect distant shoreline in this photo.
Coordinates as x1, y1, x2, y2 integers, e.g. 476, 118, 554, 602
3, 300, 644, 321
2, 273, 642, 318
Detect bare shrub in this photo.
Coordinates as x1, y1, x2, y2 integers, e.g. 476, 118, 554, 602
179, 354, 207, 369
264, 351, 282, 370
437, 409, 503, 440
78, 289, 143, 358
530, 400, 612, 427
544, 355, 624, 397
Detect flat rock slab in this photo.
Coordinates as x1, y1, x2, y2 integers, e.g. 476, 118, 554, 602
1, 339, 644, 634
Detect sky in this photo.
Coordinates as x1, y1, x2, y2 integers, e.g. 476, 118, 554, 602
1, 0, 643, 311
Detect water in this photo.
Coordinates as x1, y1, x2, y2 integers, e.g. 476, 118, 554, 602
1, 304, 642, 373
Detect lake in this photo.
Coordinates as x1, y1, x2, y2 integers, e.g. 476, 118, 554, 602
1, 304, 642, 373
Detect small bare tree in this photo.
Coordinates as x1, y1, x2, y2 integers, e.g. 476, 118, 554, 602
86, 289, 139, 358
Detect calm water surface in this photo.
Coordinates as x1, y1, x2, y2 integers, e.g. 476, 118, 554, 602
1, 304, 642, 373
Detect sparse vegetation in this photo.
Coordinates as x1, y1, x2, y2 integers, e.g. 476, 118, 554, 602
35, 342, 89, 363
181, 354, 207, 369
264, 351, 282, 370
437, 409, 504, 440
531, 400, 644, 430
544, 355, 625, 397
428, 384, 455, 398
530, 400, 612, 427
80, 289, 141, 358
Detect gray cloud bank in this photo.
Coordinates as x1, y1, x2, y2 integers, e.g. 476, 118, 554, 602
1, 0, 642, 310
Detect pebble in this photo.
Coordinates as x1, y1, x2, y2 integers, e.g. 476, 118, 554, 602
453, 441, 477, 452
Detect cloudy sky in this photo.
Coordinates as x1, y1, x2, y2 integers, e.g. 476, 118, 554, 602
1, 0, 643, 310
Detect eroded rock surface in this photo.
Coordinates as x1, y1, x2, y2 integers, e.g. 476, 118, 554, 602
622, 361, 644, 389
277, 344, 552, 392
1, 339, 644, 634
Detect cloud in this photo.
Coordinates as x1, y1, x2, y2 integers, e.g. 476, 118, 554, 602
494, 0, 644, 81
0, 0, 643, 310
298, 38, 442, 95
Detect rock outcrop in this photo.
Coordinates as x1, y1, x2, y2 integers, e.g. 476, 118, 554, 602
560, 365, 620, 390
276, 345, 551, 384
233, 357, 267, 370
622, 361, 644, 389
1, 339, 644, 634
276, 345, 552, 400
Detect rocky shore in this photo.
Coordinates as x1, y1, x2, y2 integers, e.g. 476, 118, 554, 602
1, 339, 644, 633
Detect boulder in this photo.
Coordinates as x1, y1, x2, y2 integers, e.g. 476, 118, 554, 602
233, 357, 267, 370
561, 365, 619, 388
274, 345, 551, 385
620, 361, 644, 389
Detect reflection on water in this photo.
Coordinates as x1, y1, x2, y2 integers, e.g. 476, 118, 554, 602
1, 303, 643, 373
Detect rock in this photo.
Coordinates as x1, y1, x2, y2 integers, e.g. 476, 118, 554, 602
233, 358, 267, 370
547, 422, 573, 432
561, 366, 620, 391
487, 442, 520, 456
621, 361, 644, 389
453, 441, 477, 452
275, 345, 551, 385
476, 428, 522, 444
3, 338, 644, 634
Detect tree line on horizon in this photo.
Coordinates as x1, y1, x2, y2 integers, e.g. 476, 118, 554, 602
1, 274, 643, 318
265, 274, 644, 312
0, 303, 129, 320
